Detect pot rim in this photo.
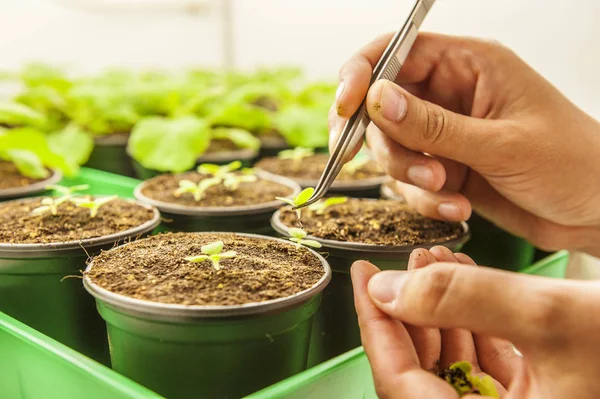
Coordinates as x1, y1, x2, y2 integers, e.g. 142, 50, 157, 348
270, 205, 470, 254
134, 170, 301, 217
94, 132, 130, 146
83, 232, 332, 318
0, 197, 161, 256
255, 168, 392, 191
197, 148, 258, 163
0, 169, 63, 200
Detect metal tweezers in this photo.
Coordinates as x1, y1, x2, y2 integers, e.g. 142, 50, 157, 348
297, 0, 436, 209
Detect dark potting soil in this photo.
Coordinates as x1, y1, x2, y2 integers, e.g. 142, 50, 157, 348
87, 232, 325, 305
141, 171, 294, 207
0, 161, 46, 190
0, 197, 155, 244
279, 198, 464, 246
205, 138, 238, 153
255, 153, 385, 181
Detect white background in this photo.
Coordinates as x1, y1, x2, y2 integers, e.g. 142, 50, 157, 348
1, 0, 599, 117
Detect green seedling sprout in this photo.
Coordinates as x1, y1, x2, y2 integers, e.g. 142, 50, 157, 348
197, 160, 242, 178
343, 157, 370, 175
184, 240, 237, 271
72, 195, 118, 218
307, 196, 348, 215
223, 168, 257, 191
438, 361, 499, 398
174, 177, 222, 201
278, 147, 315, 170
287, 227, 322, 249
31, 196, 70, 216
276, 187, 314, 219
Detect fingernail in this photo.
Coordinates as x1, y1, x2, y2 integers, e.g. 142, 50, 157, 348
438, 202, 461, 220
407, 165, 433, 188
368, 272, 408, 304
379, 84, 407, 122
335, 81, 346, 102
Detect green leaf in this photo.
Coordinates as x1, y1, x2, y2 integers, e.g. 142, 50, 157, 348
128, 116, 211, 172
301, 239, 322, 249
0, 102, 48, 129
273, 104, 329, 148
275, 196, 295, 206
201, 240, 224, 255
278, 147, 315, 160
197, 163, 221, 175
2, 149, 48, 179
288, 227, 307, 239
207, 102, 272, 132
211, 128, 260, 151
47, 124, 94, 166
184, 254, 210, 263
293, 187, 315, 206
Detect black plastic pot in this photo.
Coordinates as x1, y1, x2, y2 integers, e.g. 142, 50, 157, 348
0, 198, 160, 365
0, 169, 62, 201
271, 208, 470, 367
85, 133, 136, 177
134, 171, 301, 235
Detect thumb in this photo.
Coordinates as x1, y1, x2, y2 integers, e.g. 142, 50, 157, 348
366, 80, 503, 167
366, 262, 581, 347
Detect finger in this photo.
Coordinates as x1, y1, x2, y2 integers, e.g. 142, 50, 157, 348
352, 261, 457, 399
394, 181, 472, 222
366, 123, 447, 191
336, 32, 394, 118
366, 79, 506, 168
454, 253, 476, 265
428, 247, 479, 369
473, 334, 522, 388
367, 262, 584, 347
405, 249, 442, 370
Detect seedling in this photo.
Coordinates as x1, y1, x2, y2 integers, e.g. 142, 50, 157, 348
46, 184, 89, 197
278, 147, 314, 170
197, 160, 242, 178
343, 157, 369, 175
223, 168, 257, 191
307, 196, 348, 215
31, 196, 70, 216
174, 177, 222, 201
438, 361, 499, 398
276, 187, 314, 219
287, 227, 322, 249
184, 240, 237, 271
72, 195, 118, 218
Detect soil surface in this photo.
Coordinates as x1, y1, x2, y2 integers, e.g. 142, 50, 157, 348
141, 171, 294, 207
87, 232, 325, 306
205, 138, 238, 153
0, 161, 46, 190
280, 198, 464, 246
0, 197, 155, 244
255, 153, 385, 181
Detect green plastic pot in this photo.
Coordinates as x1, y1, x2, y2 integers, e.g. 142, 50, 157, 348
0, 198, 160, 365
380, 182, 535, 271
0, 169, 62, 201
271, 209, 470, 367
83, 233, 332, 399
134, 171, 301, 235
85, 133, 137, 178
131, 148, 258, 180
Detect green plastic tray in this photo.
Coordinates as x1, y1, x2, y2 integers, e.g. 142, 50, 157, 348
247, 250, 570, 399
60, 167, 140, 198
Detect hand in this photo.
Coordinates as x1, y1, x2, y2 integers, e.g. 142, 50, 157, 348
330, 32, 600, 256
352, 248, 600, 398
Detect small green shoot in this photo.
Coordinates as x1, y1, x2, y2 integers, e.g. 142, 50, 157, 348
287, 227, 321, 249
343, 157, 369, 175
276, 187, 314, 219
308, 196, 347, 215
223, 169, 257, 191
72, 195, 118, 218
46, 184, 89, 197
278, 147, 314, 170
31, 196, 70, 216
184, 240, 237, 271
174, 177, 222, 201
438, 361, 499, 398
197, 160, 242, 178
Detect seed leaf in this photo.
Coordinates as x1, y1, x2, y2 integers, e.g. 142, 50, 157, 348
201, 240, 224, 255
294, 187, 314, 206
301, 239, 322, 248
289, 227, 307, 239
